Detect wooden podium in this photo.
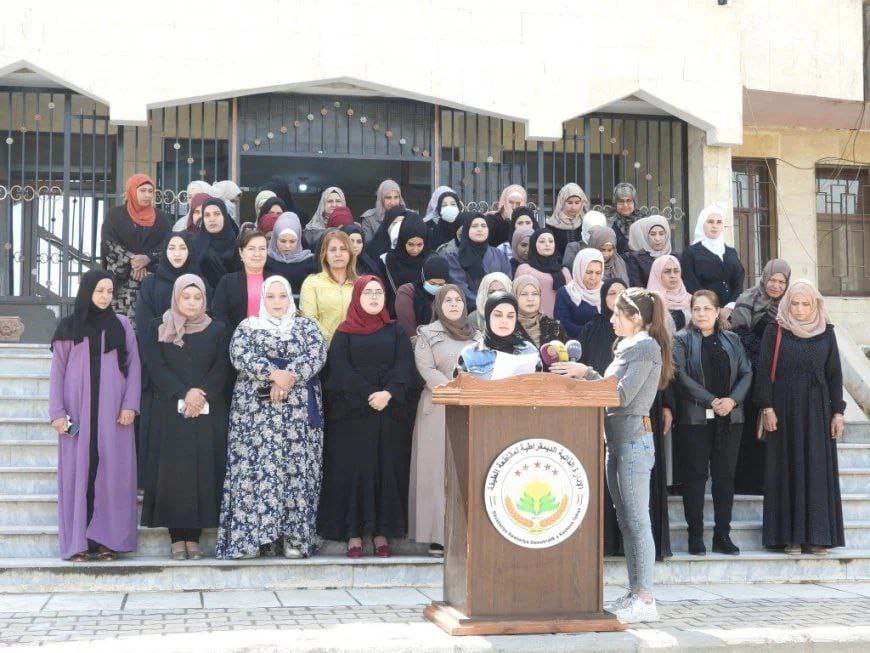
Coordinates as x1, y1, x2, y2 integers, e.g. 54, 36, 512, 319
424, 372, 626, 636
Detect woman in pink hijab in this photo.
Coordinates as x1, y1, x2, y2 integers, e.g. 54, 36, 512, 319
486, 184, 528, 247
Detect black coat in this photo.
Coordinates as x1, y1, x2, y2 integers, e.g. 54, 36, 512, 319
672, 326, 753, 425
264, 257, 315, 296
212, 271, 253, 335
626, 250, 655, 288
681, 242, 745, 306
140, 319, 230, 529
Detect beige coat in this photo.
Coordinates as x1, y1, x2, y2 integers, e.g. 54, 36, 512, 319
409, 321, 480, 544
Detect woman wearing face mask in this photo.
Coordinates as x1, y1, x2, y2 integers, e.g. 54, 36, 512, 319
216, 276, 328, 559
423, 185, 455, 222
467, 271, 512, 331
340, 223, 380, 277
394, 255, 450, 338
141, 275, 229, 560
546, 183, 590, 257
303, 186, 347, 249
257, 198, 288, 238
49, 271, 142, 561
646, 254, 692, 332
360, 180, 405, 243
550, 287, 674, 624
511, 275, 568, 349
626, 215, 672, 288
299, 230, 357, 344
101, 174, 172, 321
485, 184, 528, 247
445, 213, 512, 306
135, 233, 208, 484
193, 198, 242, 288
756, 280, 845, 556
366, 206, 414, 261
410, 284, 481, 556
509, 226, 534, 275
554, 248, 605, 339
173, 192, 211, 234
515, 228, 571, 318
379, 215, 431, 315
435, 211, 469, 257
212, 230, 270, 336
264, 212, 315, 296
681, 205, 745, 325
497, 206, 537, 261
426, 190, 462, 250
562, 210, 607, 269
455, 292, 539, 379
672, 290, 752, 557
318, 276, 415, 558
730, 259, 791, 495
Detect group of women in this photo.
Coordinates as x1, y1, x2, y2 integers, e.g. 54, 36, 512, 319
50, 174, 847, 624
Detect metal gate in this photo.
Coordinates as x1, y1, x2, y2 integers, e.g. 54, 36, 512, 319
0, 89, 230, 341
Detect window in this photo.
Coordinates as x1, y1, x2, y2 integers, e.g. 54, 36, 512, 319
816, 167, 870, 296
732, 159, 776, 286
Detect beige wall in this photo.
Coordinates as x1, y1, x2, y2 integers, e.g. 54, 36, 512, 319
733, 126, 870, 344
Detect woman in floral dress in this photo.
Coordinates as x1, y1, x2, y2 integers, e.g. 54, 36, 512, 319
215, 275, 328, 559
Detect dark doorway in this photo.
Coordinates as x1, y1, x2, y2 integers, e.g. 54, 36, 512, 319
239, 155, 433, 223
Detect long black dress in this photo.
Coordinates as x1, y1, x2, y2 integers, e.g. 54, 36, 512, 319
140, 320, 230, 535
317, 322, 415, 540
681, 242, 745, 308
755, 324, 845, 548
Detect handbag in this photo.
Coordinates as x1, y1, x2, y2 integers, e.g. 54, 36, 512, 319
755, 325, 782, 441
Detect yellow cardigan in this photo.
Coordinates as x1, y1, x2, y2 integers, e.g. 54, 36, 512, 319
299, 271, 354, 344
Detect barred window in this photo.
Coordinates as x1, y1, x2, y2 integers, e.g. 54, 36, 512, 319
816, 167, 870, 296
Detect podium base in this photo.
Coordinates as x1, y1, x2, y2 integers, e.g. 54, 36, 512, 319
424, 602, 627, 636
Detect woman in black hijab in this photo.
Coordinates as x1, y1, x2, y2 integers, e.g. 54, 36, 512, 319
427, 190, 462, 251
444, 213, 513, 306
367, 206, 414, 261
341, 224, 380, 277
194, 198, 241, 288
380, 215, 431, 314
394, 255, 450, 337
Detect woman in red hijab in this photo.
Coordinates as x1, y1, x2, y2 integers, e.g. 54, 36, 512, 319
101, 173, 171, 321
317, 275, 415, 558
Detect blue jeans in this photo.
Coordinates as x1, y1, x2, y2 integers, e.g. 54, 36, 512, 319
606, 434, 656, 592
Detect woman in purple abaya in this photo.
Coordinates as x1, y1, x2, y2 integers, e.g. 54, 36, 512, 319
49, 270, 141, 561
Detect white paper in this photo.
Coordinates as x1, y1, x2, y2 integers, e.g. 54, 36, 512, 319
490, 351, 539, 380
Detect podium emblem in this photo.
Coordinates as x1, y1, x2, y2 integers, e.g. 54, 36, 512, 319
484, 438, 589, 549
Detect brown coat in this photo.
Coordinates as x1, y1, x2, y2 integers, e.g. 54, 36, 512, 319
408, 321, 480, 543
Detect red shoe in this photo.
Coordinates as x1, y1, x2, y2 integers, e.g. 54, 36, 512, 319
374, 544, 392, 558
346, 545, 363, 559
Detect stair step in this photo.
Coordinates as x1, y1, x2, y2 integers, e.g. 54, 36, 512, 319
843, 421, 870, 443
0, 440, 56, 466
0, 417, 56, 441
837, 443, 870, 468
0, 352, 52, 374
0, 373, 50, 396
667, 494, 870, 523
0, 526, 429, 558
0, 467, 57, 493
0, 395, 49, 418
667, 520, 870, 551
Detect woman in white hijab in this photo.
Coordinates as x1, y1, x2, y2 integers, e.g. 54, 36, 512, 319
212, 180, 242, 220
681, 204, 745, 324
545, 182, 589, 257
625, 215, 671, 287
562, 209, 607, 268
467, 271, 512, 331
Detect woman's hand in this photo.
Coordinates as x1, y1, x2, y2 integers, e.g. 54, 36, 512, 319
270, 369, 296, 391
549, 361, 589, 379
117, 409, 136, 426
182, 388, 206, 418
831, 413, 845, 439
718, 307, 732, 327
368, 390, 392, 411
130, 254, 150, 270
662, 407, 673, 433
761, 408, 777, 434
51, 416, 69, 435
270, 382, 289, 403
712, 397, 736, 417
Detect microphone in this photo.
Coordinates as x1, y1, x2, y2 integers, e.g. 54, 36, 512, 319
539, 340, 568, 369
565, 340, 583, 362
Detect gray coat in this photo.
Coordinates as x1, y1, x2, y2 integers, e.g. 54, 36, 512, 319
673, 326, 752, 425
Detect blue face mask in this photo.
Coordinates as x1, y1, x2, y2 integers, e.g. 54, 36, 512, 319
423, 281, 441, 295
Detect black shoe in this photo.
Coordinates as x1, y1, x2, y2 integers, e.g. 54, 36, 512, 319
712, 535, 740, 555
688, 536, 706, 556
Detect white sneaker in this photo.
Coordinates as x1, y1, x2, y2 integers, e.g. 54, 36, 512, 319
605, 591, 633, 612
283, 536, 304, 558
614, 595, 659, 624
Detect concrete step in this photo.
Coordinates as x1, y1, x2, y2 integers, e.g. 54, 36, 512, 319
0, 395, 49, 419
843, 420, 870, 443
0, 440, 56, 466
667, 494, 870, 523
0, 525, 429, 558
836, 443, 870, 467
0, 467, 56, 493
0, 373, 50, 396
667, 520, 870, 551
0, 417, 56, 441
0, 350, 52, 374
2, 549, 870, 593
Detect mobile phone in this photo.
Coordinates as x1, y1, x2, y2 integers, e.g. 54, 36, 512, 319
65, 422, 79, 437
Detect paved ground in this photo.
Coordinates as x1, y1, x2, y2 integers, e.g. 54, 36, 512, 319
2, 584, 870, 650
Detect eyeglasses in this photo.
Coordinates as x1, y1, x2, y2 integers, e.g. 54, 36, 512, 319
361, 289, 385, 297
